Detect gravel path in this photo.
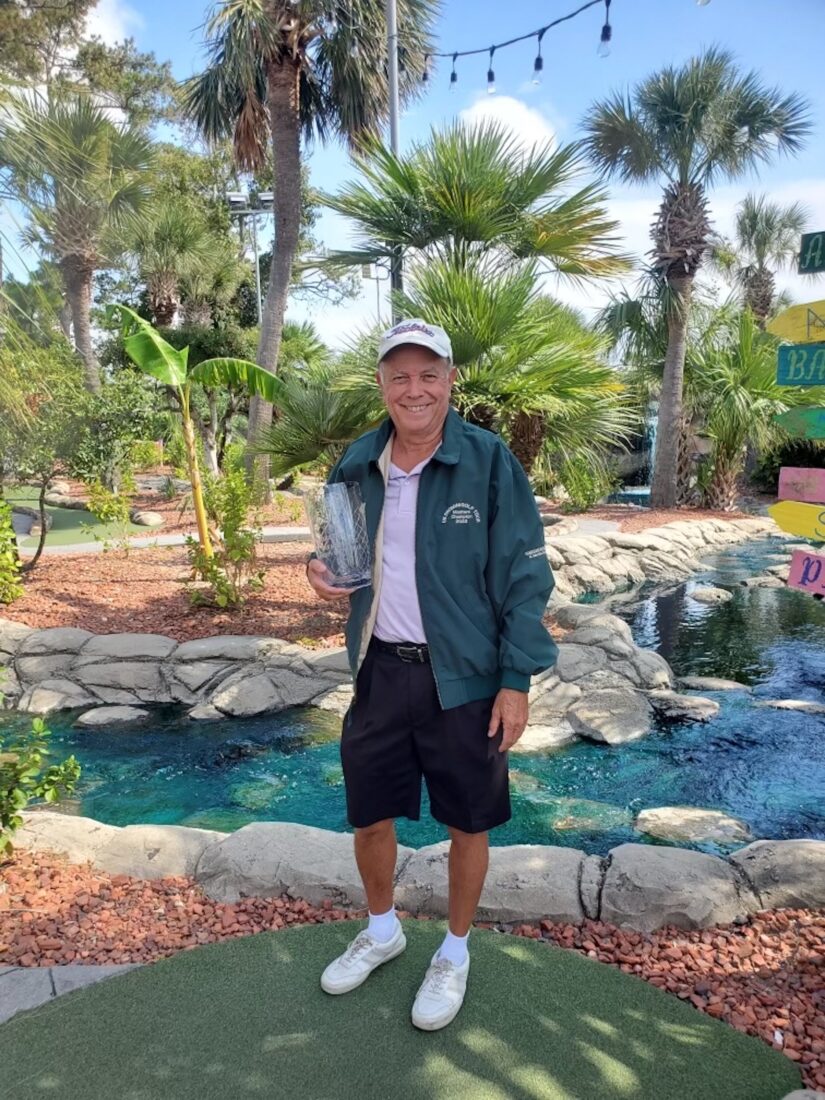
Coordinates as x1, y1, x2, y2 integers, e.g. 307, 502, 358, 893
1, 849, 822, 1091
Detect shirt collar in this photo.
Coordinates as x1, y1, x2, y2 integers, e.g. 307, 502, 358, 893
369, 406, 462, 467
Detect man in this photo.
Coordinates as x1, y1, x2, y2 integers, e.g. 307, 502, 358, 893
306, 318, 557, 1031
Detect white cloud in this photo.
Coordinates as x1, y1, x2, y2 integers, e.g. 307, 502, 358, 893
85, 0, 143, 44
459, 94, 556, 149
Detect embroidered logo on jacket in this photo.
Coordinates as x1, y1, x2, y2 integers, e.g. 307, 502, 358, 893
442, 502, 481, 525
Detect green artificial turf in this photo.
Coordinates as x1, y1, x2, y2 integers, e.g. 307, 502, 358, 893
6, 486, 147, 548
0, 921, 801, 1100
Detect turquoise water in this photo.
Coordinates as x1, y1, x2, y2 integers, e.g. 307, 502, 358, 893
6, 536, 825, 855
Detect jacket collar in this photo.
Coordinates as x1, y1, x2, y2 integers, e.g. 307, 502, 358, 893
368, 406, 462, 467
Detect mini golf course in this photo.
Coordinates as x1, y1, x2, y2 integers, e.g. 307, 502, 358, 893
0, 921, 801, 1100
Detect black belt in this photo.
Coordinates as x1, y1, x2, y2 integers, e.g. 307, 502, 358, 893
371, 637, 430, 663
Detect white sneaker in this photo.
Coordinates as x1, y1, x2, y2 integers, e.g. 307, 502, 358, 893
411, 950, 470, 1031
320, 921, 406, 995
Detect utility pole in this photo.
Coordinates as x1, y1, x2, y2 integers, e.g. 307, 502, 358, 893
385, 0, 403, 319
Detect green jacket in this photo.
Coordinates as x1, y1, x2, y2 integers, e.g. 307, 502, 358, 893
326, 407, 558, 709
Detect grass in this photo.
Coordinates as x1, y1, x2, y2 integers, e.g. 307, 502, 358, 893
0, 920, 801, 1100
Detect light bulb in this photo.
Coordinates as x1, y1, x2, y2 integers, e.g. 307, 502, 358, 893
598, 23, 611, 58
487, 68, 496, 94
532, 55, 543, 86
697, 0, 711, 6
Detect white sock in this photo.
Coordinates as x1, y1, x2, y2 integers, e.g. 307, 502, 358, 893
367, 905, 399, 943
437, 929, 469, 966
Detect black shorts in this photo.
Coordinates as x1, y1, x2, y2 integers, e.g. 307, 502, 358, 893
340, 640, 511, 833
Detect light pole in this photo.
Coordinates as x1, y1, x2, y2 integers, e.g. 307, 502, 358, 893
384, 0, 402, 318
361, 262, 390, 325
226, 189, 274, 326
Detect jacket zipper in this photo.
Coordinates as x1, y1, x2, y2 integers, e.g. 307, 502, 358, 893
415, 461, 445, 709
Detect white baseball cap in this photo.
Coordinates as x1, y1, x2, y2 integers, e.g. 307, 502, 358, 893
377, 318, 453, 365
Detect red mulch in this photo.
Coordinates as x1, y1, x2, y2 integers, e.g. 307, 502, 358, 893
4, 543, 347, 647
1, 849, 823, 1090
574, 504, 753, 533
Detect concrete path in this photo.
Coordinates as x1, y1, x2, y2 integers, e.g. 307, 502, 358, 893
0, 964, 144, 1024
553, 517, 620, 537
16, 526, 313, 557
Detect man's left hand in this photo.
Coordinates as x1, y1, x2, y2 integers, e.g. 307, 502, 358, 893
488, 688, 529, 752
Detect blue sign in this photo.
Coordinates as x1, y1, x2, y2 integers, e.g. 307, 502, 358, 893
776, 343, 825, 386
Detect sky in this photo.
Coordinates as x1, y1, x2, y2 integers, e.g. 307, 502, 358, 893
4, 0, 825, 347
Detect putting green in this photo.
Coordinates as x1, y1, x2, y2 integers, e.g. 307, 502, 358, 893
7, 486, 146, 548
0, 921, 801, 1100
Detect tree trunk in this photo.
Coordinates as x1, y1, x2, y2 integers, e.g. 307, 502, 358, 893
216, 393, 242, 470
675, 413, 696, 506
650, 276, 692, 508
62, 260, 101, 394
59, 296, 73, 341
704, 447, 743, 512
464, 403, 499, 434
21, 476, 49, 575
200, 390, 221, 476
181, 391, 213, 558
245, 58, 303, 493
508, 411, 546, 475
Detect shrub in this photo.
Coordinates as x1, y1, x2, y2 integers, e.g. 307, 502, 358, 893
0, 501, 23, 605
80, 479, 135, 553
0, 703, 81, 858
185, 468, 264, 608
557, 456, 622, 513
130, 439, 165, 469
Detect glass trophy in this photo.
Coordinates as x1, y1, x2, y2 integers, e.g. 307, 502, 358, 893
305, 481, 372, 589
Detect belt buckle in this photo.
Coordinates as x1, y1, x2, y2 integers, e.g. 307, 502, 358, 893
397, 644, 424, 663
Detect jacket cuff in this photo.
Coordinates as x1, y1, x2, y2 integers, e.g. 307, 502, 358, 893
500, 669, 531, 692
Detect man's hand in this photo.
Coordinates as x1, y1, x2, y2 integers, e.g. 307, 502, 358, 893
306, 558, 357, 601
488, 688, 529, 752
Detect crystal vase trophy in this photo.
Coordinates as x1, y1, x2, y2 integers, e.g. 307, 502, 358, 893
306, 481, 372, 589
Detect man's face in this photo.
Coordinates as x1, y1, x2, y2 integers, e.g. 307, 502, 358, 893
377, 345, 456, 438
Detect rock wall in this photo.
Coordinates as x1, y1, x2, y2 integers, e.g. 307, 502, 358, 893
15, 812, 825, 934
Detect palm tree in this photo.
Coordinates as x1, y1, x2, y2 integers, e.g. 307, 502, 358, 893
266, 259, 634, 480
322, 120, 630, 280
691, 310, 815, 511
582, 48, 811, 507
0, 94, 155, 392
710, 193, 808, 326
182, 0, 436, 482
130, 201, 213, 327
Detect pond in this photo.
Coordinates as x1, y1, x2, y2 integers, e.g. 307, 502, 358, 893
6, 536, 825, 856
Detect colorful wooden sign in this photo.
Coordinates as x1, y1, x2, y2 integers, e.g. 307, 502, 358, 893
787, 549, 825, 597
798, 230, 825, 276
766, 300, 825, 343
778, 467, 825, 504
776, 343, 825, 386
774, 407, 825, 440
768, 500, 825, 541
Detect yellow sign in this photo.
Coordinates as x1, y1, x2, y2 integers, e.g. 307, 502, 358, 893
768, 500, 825, 541
767, 300, 825, 344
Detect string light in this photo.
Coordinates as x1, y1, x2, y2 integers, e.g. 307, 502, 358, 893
598, 0, 612, 57
532, 29, 545, 85
487, 46, 496, 95
423, 0, 611, 92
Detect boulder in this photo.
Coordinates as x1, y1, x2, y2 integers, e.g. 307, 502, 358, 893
209, 672, 281, 717
567, 688, 653, 744
75, 705, 150, 727
600, 843, 759, 932
563, 564, 615, 594
195, 821, 395, 906
17, 679, 96, 713
17, 627, 92, 656
627, 648, 673, 689
73, 661, 164, 695
187, 703, 223, 721
81, 633, 177, 660
756, 699, 825, 716
170, 661, 232, 692
15, 653, 76, 682
634, 806, 752, 845
554, 644, 606, 683
647, 690, 720, 723
513, 721, 577, 753
312, 684, 354, 717
579, 853, 606, 919
99, 823, 226, 879
529, 678, 582, 719
395, 841, 586, 923
174, 636, 269, 662
130, 510, 165, 528
729, 839, 825, 909
741, 575, 785, 589
678, 676, 751, 692
0, 619, 32, 657
690, 587, 733, 605
15, 810, 120, 864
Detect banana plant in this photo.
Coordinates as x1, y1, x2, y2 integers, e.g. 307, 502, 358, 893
106, 304, 285, 558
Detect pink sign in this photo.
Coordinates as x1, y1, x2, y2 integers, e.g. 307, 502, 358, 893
778, 466, 825, 504
787, 549, 825, 597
